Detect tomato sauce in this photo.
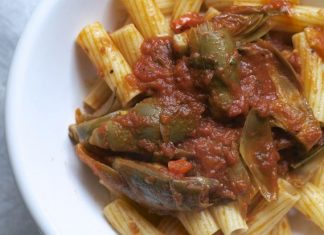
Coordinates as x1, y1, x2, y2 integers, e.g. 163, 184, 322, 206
171, 12, 205, 33
126, 8, 322, 200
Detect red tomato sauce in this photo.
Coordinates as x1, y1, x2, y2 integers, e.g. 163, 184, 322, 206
171, 12, 205, 33
127, 11, 322, 199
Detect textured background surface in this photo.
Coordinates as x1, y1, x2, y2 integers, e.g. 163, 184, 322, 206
0, 0, 41, 234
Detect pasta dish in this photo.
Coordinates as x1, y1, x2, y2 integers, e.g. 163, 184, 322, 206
69, 0, 324, 234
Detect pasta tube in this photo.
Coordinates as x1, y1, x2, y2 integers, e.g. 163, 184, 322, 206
84, 79, 111, 110
234, 0, 299, 6
103, 199, 163, 235
77, 22, 140, 107
110, 24, 144, 67
206, 0, 299, 9
294, 183, 324, 230
268, 217, 292, 235
177, 209, 220, 235
311, 165, 324, 190
120, 0, 170, 39
155, 0, 175, 15
205, 0, 234, 9
246, 179, 300, 235
292, 32, 324, 123
204, 7, 221, 21
158, 217, 188, 235
209, 202, 248, 235
273, 6, 324, 32
172, 0, 204, 20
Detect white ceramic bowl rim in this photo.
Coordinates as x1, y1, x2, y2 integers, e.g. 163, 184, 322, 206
6, 0, 58, 234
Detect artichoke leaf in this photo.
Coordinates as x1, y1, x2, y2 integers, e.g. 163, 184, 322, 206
89, 98, 198, 153
240, 109, 279, 201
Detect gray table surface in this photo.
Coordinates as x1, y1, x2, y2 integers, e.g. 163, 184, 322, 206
0, 0, 41, 234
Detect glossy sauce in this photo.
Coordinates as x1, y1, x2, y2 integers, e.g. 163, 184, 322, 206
119, 9, 322, 200
171, 12, 205, 33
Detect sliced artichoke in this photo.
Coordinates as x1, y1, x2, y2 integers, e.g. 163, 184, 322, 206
187, 22, 242, 118
76, 144, 234, 212
240, 109, 279, 201
240, 41, 322, 151
88, 98, 199, 153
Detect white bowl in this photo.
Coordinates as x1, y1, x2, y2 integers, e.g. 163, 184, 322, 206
5, 0, 324, 234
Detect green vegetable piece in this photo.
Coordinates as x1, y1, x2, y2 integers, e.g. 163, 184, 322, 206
89, 98, 198, 153
240, 109, 279, 201
187, 22, 241, 118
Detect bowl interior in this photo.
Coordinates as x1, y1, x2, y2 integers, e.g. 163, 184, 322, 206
5, 0, 324, 235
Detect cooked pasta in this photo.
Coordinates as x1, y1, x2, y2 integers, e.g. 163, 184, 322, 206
84, 79, 112, 110
205, 0, 234, 9
71, 1, 324, 235
172, 0, 204, 20
155, 0, 175, 15
273, 6, 324, 32
157, 217, 188, 235
311, 165, 324, 190
204, 7, 221, 21
245, 180, 300, 235
292, 31, 324, 123
103, 199, 163, 235
110, 24, 144, 67
177, 210, 220, 235
294, 183, 324, 230
77, 22, 140, 107
120, 0, 170, 39
268, 217, 292, 235
205, 0, 299, 9
210, 202, 247, 235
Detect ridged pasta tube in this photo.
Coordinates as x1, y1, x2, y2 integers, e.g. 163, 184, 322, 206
110, 24, 144, 67
268, 217, 292, 235
177, 209, 220, 235
120, 0, 170, 39
294, 183, 324, 230
172, 0, 204, 20
103, 199, 163, 235
292, 32, 324, 123
246, 180, 300, 235
157, 217, 188, 235
84, 79, 112, 110
77, 22, 141, 107
210, 202, 248, 235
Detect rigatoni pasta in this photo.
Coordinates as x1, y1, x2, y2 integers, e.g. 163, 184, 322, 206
204, 7, 221, 21
273, 6, 324, 32
177, 210, 219, 235
172, 0, 204, 20
245, 180, 300, 235
84, 79, 112, 110
155, 0, 175, 15
110, 24, 144, 67
120, 0, 170, 39
157, 217, 188, 235
292, 31, 324, 123
294, 183, 324, 230
268, 217, 292, 235
77, 22, 140, 107
209, 202, 247, 235
312, 165, 324, 190
71, 1, 324, 235
103, 199, 163, 235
